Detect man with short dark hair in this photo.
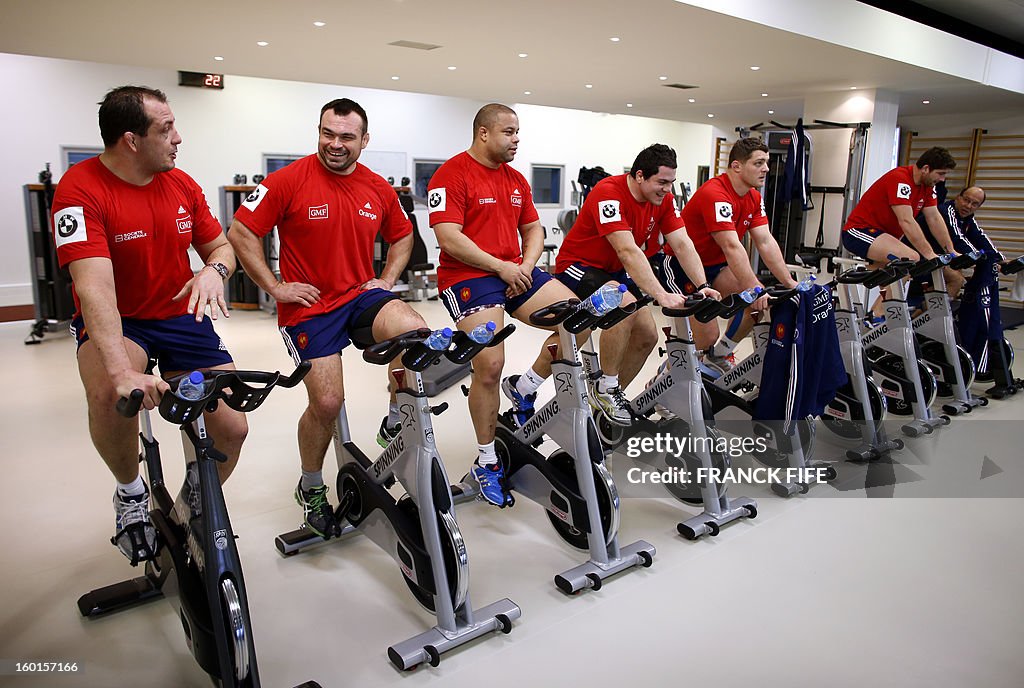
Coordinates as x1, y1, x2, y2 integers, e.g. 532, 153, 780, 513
229, 98, 427, 537
842, 146, 958, 264
653, 137, 797, 371
429, 103, 585, 506
554, 143, 717, 425
53, 85, 247, 563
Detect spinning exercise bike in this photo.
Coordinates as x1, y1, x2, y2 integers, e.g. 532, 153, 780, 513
275, 327, 521, 671
910, 251, 987, 414
699, 280, 839, 497
581, 292, 761, 533
78, 363, 312, 688
455, 295, 657, 593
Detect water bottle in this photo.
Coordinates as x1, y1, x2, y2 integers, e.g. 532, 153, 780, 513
468, 321, 497, 344
176, 371, 207, 401
424, 327, 454, 351
737, 285, 764, 304
581, 283, 628, 316
796, 275, 817, 292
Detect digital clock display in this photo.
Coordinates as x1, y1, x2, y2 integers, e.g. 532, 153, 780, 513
178, 71, 224, 89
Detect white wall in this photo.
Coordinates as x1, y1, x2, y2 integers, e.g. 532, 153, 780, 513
0, 53, 714, 308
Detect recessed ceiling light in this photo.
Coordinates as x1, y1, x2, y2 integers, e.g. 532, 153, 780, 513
313, 21, 326, 27
256, 41, 269, 47
626, 103, 633, 108
447, 65, 457, 70
768, 110, 775, 114
688, 98, 696, 103
922, 100, 931, 104
518, 53, 528, 58
214, 56, 224, 61
659, 75, 668, 81
850, 86, 857, 90
750, 65, 760, 71
761, 93, 768, 97
524, 91, 531, 95
585, 84, 593, 89
391, 76, 400, 80
610, 37, 620, 42
708, 113, 715, 118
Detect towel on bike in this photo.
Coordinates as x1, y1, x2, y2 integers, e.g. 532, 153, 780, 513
753, 283, 847, 434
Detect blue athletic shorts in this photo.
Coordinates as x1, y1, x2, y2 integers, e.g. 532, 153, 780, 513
553, 262, 643, 300
71, 313, 233, 373
440, 268, 552, 322
841, 227, 886, 260
281, 288, 398, 362
650, 253, 726, 294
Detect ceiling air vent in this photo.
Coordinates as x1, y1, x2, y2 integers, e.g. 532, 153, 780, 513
663, 83, 698, 90
388, 40, 442, 51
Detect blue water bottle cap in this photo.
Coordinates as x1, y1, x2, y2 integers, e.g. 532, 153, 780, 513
188, 371, 204, 384
442, 327, 453, 337
485, 321, 497, 331
617, 283, 628, 293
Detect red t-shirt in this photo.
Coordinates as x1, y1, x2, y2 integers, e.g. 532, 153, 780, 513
52, 157, 223, 320
555, 175, 683, 274
232, 156, 412, 327
843, 165, 937, 238
675, 173, 768, 266
427, 152, 539, 291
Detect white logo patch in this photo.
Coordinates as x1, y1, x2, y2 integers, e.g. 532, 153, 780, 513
598, 200, 621, 224
177, 205, 186, 214
308, 203, 329, 220
428, 187, 446, 212
896, 183, 912, 200
54, 206, 87, 247
714, 201, 734, 223
241, 183, 269, 211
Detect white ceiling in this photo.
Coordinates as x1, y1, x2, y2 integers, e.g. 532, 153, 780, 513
2, 0, 1023, 130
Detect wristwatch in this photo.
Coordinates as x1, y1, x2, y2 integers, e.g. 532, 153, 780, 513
695, 281, 711, 291
205, 262, 230, 280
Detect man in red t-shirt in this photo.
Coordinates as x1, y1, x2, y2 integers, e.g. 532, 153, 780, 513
229, 99, 426, 536
653, 138, 797, 371
554, 144, 717, 425
428, 103, 582, 506
52, 86, 246, 563
842, 146, 957, 264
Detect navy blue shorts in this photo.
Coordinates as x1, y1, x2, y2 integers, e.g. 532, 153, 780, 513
440, 268, 552, 322
281, 288, 398, 362
650, 253, 726, 294
554, 262, 643, 300
841, 227, 886, 260
71, 313, 233, 373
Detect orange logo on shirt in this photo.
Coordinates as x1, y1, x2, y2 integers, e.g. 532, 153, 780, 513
460, 287, 471, 302
684, 282, 695, 294
775, 323, 786, 339
297, 332, 309, 349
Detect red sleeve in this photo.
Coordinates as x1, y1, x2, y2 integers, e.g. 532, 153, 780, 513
427, 160, 467, 226
187, 178, 223, 246
381, 187, 414, 243
586, 185, 633, 237
924, 186, 938, 209
232, 173, 290, 238
52, 175, 110, 268
517, 176, 540, 226
701, 186, 739, 234
657, 193, 686, 237
886, 170, 915, 208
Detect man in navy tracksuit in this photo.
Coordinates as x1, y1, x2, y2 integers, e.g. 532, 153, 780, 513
753, 283, 846, 434
919, 187, 1005, 372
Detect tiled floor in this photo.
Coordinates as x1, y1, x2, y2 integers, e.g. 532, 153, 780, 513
2, 299, 1022, 688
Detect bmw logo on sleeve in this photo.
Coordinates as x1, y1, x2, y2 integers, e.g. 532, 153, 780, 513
54, 206, 87, 247
428, 187, 446, 212
241, 183, 269, 211
598, 200, 621, 224
714, 201, 734, 222
896, 183, 912, 200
